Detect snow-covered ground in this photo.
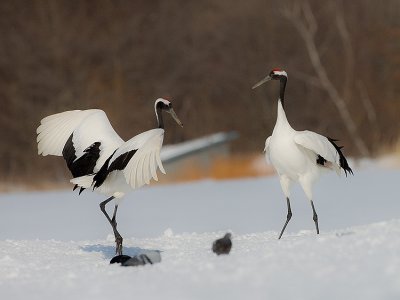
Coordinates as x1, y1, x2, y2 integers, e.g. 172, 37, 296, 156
1, 166, 400, 299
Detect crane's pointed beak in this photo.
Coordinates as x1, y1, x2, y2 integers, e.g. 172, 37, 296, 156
168, 108, 183, 127
252, 75, 272, 89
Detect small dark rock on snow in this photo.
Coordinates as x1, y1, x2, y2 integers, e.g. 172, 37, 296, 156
212, 233, 232, 255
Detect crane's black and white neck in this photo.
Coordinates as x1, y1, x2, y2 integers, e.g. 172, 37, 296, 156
253, 68, 352, 239
253, 68, 288, 107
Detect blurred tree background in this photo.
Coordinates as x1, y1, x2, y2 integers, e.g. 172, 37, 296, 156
0, 0, 399, 184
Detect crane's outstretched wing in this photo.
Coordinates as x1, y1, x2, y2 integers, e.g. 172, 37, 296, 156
90, 128, 165, 191
37, 109, 124, 178
37, 110, 96, 156
121, 129, 165, 189
294, 130, 353, 176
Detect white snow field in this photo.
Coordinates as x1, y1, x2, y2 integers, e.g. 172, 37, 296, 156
1, 167, 400, 299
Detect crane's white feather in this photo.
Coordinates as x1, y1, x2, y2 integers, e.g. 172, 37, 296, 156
71, 129, 165, 193
293, 130, 341, 172
137, 153, 145, 188
264, 136, 271, 153
106, 128, 165, 190
37, 109, 124, 171
37, 110, 96, 156
71, 111, 123, 162
264, 136, 271, 164
264, 136, 271, 163
150, 150, 158, 181
70, 175, 94, 189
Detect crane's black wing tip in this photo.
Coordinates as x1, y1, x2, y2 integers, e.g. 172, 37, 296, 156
327, 137, 354, 177
344, 167, 354, 177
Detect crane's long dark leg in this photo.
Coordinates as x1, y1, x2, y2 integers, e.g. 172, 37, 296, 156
100, 196, 123, 255
278, 197, 292, 239
111, 204, 123, 255
310, 200, 319, 234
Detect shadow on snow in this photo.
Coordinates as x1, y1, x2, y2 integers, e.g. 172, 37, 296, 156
81, 244, 162, 260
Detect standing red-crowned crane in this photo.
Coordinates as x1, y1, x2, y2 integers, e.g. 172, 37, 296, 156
37, 98, 183, 254
253, 68, 353, 239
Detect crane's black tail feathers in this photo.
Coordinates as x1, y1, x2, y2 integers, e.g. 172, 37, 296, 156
72, 183, 86, 195
328, 138, 353, 176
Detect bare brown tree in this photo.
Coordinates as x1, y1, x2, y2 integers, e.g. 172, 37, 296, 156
282, 1, 369, 156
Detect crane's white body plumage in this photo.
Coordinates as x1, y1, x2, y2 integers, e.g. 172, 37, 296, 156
71, 128, 165, 197
37, 109, 165, 199
265, 100, 342, 200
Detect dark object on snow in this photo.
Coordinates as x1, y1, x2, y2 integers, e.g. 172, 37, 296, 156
122, 254, 154, 267
212, 233, 232, 255
110, 254, 132, 264
110, 251, 161, 267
